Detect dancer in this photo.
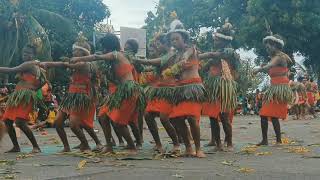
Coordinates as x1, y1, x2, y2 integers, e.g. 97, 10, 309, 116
296, 77, 307, 120
163, 18, 206, 157
135, 33, 180, 153
0, 44, 44, 153
71, 33, 146, 155
254, 33, 293, 146
200, 20, 240, 151
124, 38, 144, 145
41, 34, 102, 152
306, 81, 317, 118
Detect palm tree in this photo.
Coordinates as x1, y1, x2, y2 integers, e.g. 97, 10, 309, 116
0, 0, 75, 67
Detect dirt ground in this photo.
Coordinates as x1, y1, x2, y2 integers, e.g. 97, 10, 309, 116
0, 115, 320, 180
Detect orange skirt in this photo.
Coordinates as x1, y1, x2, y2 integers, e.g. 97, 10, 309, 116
145, 99, 161, 113
2, 103, 33, 121
307, 92, 315, 106
202, 102, 220, 119
202, 102, 234, 123
98, 97, 138, 126
68, 104, 96, 128
145, 99, 173, 116
260, 101, 288, 120
169, 102, 202, 122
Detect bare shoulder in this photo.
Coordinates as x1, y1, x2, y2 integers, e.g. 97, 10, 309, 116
276, 51, 291, 63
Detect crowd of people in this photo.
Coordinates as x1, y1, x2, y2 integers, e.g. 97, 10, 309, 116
0, 16, 319, 158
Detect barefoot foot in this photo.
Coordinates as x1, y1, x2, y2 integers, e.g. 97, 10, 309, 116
184, 147, 196, 157
170, 145, 181, 155
101, 146, 113, 154
5, 147, 21, 153
118, 142, 125, 147
31, 147, 41, 154
153, 145, 164, 154
213, 145, 224, 152
225, 146, 234, 152
205, 141, 216, 147
256, 141, 268, 146
196, 150, 206, 158
58, 147, 71, 153
72, 144, 81, 149
92, 144, 104, 152
79, 144, 91, 152
125, 148, 138, 155
136, 143, 143, 150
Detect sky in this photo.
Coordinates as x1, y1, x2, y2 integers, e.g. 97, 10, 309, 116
102, 0, 305, 67
102, 0, 158, 30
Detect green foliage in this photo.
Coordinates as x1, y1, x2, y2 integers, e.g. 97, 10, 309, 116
236, 59, 264, 94
0, 0, 109, 84
0, 0, 109, 67
144, 0, 320, 72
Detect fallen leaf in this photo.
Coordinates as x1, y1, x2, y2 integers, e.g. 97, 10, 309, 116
77, 160, 87, 170
3, 174, 15, 179
116, 157, 152, 160
16, 154, 34, 160
287, 147, 310, 154
172, 174, 184, 178
158, 127, 165, 131
237, 167, 255, 174
48, 137, 60, 144
272, 138, 296, 145
104, 152, 129, 158
221, 160, 234, 166
240, 145, 258, 154
0, 160, 15, 166
255, 152, 272, 156
153, 154, 164, 160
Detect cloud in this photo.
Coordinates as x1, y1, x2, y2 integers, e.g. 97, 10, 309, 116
103, 0, 157, 30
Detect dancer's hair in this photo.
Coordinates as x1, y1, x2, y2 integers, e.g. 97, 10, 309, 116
126, 38, 139, 54
99, 33, 121, 53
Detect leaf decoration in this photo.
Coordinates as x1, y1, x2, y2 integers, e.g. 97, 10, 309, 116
77, 160, 87, 170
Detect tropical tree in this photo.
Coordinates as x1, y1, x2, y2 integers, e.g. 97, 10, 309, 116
144, 0, 320, 73
0, 0, 109, 67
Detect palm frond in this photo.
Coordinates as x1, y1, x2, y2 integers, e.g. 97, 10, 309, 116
24, 15, 52, 61
0, 19, 19, 66
32, 8, 75, 35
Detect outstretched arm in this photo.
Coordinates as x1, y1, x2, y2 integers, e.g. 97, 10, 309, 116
253, 57, 280, 74
199, 52, 222, 60
0, 61, 39, 73
40, 61, 68, 69
134, 58, 162, 66
71, 52, 116, 64
64, 62, 87, 69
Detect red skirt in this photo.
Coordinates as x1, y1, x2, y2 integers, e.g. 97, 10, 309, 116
145, 99, 173, 116
169, 102, 202, 122
145, 99, 161, 113
68, 104, 96, 128
98, 97, 138, 126
260, 101, 288, 120
202, 102, 220, 119
2, 103, 33, 121
202, 102, 234, 124
307, 92, 315, 106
